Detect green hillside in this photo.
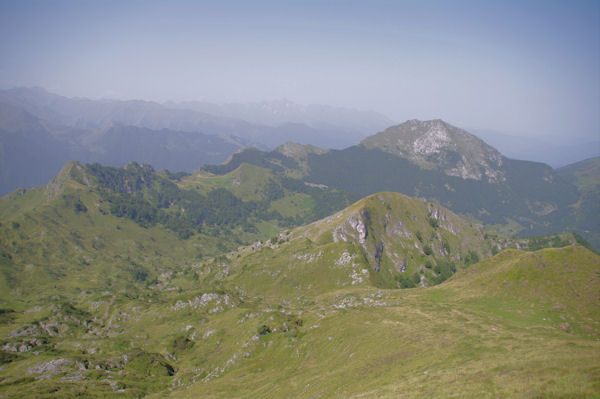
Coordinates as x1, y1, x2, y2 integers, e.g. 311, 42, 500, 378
2, 241, 595, 398
0, 160, 358, 300
445, 245, 600, 323
200, 120, 589, 245
166, 246, 599, 399
557, 156, 600, 192
1, 166, 596, 398
557, 157, 600, 248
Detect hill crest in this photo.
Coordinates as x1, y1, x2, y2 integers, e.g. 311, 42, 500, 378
362, 119, 505, 183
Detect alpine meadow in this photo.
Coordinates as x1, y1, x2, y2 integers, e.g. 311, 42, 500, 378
0, 1, 599, 398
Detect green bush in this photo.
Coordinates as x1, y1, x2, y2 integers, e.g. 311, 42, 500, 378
415, 231, 423, 243
412, 272, 421, 285
257, 325, 271, 336
443, 241, 451, 253
125, 349, 175, 376
394, 273, 416, 289
128, 264, 149, 282
170, 336, 194, 353
464, 250, 480, 265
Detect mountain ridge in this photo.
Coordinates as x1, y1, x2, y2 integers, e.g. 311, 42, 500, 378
0, 159, 597, 398
0, 87, 389, 149
0, 88, 596, 246
200, 119, 591, 245
0, 100, 249, 195
166, 97, 393, 134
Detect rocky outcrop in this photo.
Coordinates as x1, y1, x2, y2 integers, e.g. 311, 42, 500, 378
333, 212, 368, 245
361, 119, 506, 183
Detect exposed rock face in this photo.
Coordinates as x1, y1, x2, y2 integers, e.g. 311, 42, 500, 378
172, 293, 236, 313
412, 122, 452, 155
26, 359, 73, 379
332, 209, 380, 271
333, 213, 367, 245
361, 119, 506, 183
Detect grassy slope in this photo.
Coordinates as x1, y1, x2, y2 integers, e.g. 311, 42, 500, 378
0, 166, 597, 398
179, 163, 276, 200
210, 141, 585, 243
236, 191, 494, 293
180, 163, 315, 223
156, 244, 600, 398
2, 243, 595, 398
0, 165, 212, 303
557, 157, 600, 250
557, 157, 600, 193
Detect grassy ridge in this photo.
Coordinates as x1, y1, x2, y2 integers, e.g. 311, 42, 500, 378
203, 140, 589, 244
1, 242, 597, 398
159, 244, 600, 398
0, 162, 597, 398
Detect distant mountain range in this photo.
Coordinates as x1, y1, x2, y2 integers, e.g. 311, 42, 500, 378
0, 100, 246, 195
0, 86, 392, 148
0, 87, 395, 194
166, 97, 394, 141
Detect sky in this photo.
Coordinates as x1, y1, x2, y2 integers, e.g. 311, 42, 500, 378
0, 0, 599, 142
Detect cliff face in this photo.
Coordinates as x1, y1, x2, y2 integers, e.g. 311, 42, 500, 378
361, 119, 505, 183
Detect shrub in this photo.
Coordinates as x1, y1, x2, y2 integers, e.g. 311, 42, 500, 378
128, 264, 149, 282
257, 325, 271, 336
170, 336, 194, 352
394, 273, 416, 289
428, 217, 439, 228
412, 272, 421, 285
415, 231, 423, 243
73, 199, 87, 213
443, 241, 451, 254
464, 250, 480, 265
432, 259, 457, 284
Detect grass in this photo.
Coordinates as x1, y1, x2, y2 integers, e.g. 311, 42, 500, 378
1, 237, 598, 398
160, 262, 599, 398
0, 167, 597, 398
179, 163, 275, 201
269, 193, 314, 218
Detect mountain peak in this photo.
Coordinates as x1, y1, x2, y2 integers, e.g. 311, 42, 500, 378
44, 161, 90, 199
361, 119, 505, 183
287, 191, 490, 286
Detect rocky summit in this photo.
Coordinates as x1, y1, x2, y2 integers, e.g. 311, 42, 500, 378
362, 119, 506, 183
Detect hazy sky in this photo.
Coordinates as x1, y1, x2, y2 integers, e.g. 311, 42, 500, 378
0, 0, 599, 141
